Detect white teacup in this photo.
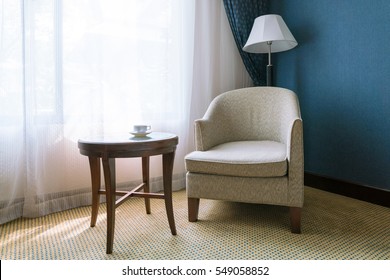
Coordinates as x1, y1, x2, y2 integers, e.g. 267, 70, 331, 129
133, 125, 151, 133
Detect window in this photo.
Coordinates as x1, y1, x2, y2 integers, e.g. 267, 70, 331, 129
0, 0, 192, 127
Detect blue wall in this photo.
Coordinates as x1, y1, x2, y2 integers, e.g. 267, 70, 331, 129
270, 0, 390, 190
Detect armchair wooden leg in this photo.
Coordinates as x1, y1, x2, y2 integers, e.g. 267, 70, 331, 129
188, 198, 200, 222
290, 207, 302, 234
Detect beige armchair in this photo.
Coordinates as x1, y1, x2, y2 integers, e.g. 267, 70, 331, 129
185, 87, 304, 233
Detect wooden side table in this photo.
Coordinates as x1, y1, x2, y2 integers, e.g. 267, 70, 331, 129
78, 132, 178, 254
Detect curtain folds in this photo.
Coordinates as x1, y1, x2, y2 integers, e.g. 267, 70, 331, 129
0, 0, 251, 224
222, 0, 269, 86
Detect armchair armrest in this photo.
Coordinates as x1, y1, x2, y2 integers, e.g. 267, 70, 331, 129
287, 118, 304, 206
194, 118, 230, 151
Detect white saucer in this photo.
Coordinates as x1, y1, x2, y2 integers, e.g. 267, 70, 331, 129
129, 130, 152, 137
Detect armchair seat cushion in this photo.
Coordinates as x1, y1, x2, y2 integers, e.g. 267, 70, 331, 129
185, 140, 287, 178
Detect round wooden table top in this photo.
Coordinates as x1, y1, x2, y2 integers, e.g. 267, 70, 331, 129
78, 132, 178, 158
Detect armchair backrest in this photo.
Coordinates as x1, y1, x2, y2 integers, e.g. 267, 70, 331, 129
196, 87, 301, 150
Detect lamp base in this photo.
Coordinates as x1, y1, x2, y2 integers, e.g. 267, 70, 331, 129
267, 65, 273, 86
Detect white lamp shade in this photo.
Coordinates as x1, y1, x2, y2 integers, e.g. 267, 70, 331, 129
243, 14, 297, 53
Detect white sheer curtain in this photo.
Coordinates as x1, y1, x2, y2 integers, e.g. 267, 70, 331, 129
0, 0, 251, 224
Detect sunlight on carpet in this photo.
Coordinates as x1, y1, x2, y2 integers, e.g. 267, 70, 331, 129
1, 187, 389, 260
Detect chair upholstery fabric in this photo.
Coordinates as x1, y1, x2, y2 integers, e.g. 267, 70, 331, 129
185, 140, 288, 177
185, 86, 304, 232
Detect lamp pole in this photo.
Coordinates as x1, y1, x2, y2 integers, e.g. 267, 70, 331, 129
267, 41, 273, 86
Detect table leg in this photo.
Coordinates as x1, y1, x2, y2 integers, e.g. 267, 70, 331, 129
142, 156, 151, 214
102, 156, 116, 254
88, 156, 101, 227
162, 151, 177, 235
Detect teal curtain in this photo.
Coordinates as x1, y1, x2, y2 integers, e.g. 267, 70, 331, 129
223, 0, 269, 86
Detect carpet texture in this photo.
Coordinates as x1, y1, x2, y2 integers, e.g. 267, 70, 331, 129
1, 187, 389, 260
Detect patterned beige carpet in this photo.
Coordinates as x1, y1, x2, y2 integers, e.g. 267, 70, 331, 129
1, 187, 389, 260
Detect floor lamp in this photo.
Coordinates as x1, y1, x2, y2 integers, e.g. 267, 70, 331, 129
243, 14, 298, 86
